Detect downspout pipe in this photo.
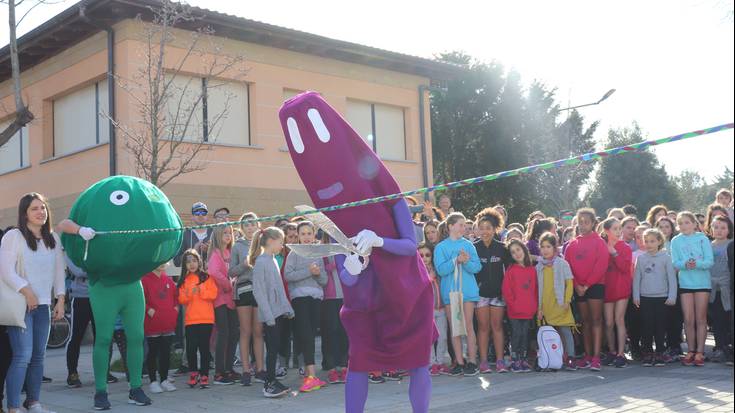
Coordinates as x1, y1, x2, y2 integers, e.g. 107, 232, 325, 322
79, 4, 116, 176
418, 85, 431, 200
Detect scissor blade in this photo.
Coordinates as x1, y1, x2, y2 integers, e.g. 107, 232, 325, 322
286, 243, 353, 259
294, 205, 354, 249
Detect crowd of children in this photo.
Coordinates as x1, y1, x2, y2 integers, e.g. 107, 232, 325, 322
2, 189, 734, 411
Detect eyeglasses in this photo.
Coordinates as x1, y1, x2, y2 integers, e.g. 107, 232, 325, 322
192, 210, 208, 216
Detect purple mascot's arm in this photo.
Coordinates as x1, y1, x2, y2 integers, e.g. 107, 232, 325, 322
381, 201, 418, 256
335, 254, 359, 287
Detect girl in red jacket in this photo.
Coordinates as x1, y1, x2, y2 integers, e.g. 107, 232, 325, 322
564, 208, 609, 371
142, 262, 179, 393
502, 240, 538, 373
599, 218, 633, 369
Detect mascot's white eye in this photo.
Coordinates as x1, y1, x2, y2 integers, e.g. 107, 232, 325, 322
110, 190, 130, 206
287, 117, 304, 154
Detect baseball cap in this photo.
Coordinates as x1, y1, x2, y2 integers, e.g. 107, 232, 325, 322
192, 202, 208, 214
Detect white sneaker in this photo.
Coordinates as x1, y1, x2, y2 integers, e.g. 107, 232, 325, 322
27, 403, 57, 413
167, 376, 175, 384
149, 380, 164, 394
161, 380, 177, 392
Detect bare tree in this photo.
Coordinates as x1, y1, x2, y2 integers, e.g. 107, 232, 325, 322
108, 0, 246, 187
0, 0, 61, 147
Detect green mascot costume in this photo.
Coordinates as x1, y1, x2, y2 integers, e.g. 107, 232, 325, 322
62, 176, 182, 410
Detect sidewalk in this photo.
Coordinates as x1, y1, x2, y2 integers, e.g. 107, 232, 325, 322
35, 344, 733, 413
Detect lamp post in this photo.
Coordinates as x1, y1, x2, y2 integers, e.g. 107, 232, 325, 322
556, 89, 616, 113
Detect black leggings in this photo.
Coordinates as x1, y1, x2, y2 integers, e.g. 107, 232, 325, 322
509, 319, 532, 359
292, 297, 320, 366
0, 326, 10, 404
67, 297, 96, 375
264, 317, 285, 382
214, 306, 239, 375
186, 324, 213, 376
625, 298, 642, 353
146, 336, 172, 382
321, 299, 348, 370
710, 292, 732, 351
665, 296, 683, 352
640, 297, 668, 353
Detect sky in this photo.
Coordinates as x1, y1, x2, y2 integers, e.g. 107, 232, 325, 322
2, 0, 733, 182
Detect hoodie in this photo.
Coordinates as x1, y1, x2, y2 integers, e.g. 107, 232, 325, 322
142, 271, 179, 336
178, 273, 218, 326
670, 232, 714, 290
502, 264, 538, 320
564, 232, 609, 288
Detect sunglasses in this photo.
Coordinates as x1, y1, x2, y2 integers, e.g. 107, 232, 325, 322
192, 210, 208, 216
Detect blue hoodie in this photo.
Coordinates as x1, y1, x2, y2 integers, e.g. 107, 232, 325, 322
434, 237, 482, 304
670, 232, 714, 289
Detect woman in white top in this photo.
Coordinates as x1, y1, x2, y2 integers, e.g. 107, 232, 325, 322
0, 193, 66, 413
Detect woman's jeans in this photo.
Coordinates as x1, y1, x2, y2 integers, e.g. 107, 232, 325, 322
7, 305, 50, 409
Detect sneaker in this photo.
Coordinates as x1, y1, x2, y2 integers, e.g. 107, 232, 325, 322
659, 352, 673, 364
510, 360, 522, 373
263, 380, 290, 398
681, 352, 695, 367
576, 356, 591, 370
479, 361, 492, 374
613, 355, 628, 368
384, 370, 402, 381
463, 362, 480, 376
67, 373, 82, 388
94, 391, 111, 411
160, 380, 176, 392
368, 372, 386, 384
602, 352, 616, 366
128, 387, 152, 406
439, 365, 453, 375
448, 364, 464, 377
298, 367, 305, 377
708, 349, 725, 363
653, 354, 666, 367
106, 374, 118, 384
397, 369, 410, 377
240, 371, 252, 386
495, 360, 508, 373
253, 371, 268, 384
276, 366, 288, 378
227, 371, 242, 381
299, 376, 322, 392
694, 353, 705, 367
521, 360, 532, 373
338, 369, 348, 383
429, 365, 442, 377
563, 358, 578, 371
667, 348, 682, 362
199, 375, 210, 388
41, 376, 52, 384
149, 381, 163, 394
27, 403, 56, 413
328, 369, 342, 383
187, 372, 199, 388
590, 356, 602, 371
167, 376, 175, 384
213, 374, 234, 385
642, 354, 654, 367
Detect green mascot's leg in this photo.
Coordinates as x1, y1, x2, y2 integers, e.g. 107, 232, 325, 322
89, 282, 122, 393
119, 281, 145, 390
89, 281, 146, 392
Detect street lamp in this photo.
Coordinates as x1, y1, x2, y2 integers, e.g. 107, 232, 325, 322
556, 89, 616, 112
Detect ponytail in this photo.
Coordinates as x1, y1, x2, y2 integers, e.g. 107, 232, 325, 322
248, 230, 264, 267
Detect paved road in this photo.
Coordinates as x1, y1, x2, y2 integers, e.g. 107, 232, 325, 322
33, 344, 733, 413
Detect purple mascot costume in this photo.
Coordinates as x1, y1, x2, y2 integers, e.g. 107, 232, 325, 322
279, 92, 436, 412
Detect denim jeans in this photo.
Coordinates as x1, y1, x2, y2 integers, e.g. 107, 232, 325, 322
6, 305, 50, 408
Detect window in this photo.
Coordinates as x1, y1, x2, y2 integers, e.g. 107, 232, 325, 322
346, 100, 406, 160
53, 80, 109, 157
166, 75, 250, 145
0, 121, 29, 174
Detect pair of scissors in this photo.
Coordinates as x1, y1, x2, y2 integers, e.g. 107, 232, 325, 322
285, 205, 371, 259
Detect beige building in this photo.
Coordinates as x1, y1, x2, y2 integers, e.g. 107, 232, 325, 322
0, 0, 456, 228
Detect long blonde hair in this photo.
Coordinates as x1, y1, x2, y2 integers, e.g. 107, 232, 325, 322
209, 225, 234, 258
247, 227, 285, 267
